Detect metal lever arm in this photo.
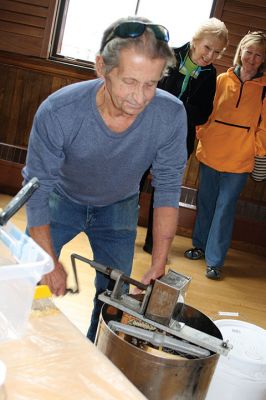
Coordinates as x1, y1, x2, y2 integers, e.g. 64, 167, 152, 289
0, 177, 40, 226
108, 321, 210, 358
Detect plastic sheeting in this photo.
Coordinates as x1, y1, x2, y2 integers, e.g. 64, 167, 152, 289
0, 300, 146, 400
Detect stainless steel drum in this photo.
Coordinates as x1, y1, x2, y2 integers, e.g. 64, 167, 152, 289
96, 303, 222, 400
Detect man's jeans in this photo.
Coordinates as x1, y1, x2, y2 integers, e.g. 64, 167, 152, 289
192, 163, 248, 267
49, 190, 139, 342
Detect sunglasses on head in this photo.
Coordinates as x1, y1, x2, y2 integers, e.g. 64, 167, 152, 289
102, 21, 170, 50
247, 31, 266, 40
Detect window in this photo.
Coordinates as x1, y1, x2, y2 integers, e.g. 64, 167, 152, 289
52, 0, 215, 65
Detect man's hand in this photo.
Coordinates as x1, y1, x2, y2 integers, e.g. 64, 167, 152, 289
29, 225, 67, 296
132, 265, 165, 294
141, 265, 165, 286
40, 260, 67, 296
133, 206, 177, 294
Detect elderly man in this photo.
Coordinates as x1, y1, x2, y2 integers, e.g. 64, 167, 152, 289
22, 16, 187, 341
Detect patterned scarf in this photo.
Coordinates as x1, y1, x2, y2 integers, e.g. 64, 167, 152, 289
178, 51, 201, 98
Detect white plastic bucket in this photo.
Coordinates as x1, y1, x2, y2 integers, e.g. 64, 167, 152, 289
206, 319, 266, 400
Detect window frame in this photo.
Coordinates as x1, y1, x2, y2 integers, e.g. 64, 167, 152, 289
50, 0, 96, 69
50, 0, 218, 68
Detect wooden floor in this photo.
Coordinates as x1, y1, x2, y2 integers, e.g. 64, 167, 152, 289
1, 193, 266, 336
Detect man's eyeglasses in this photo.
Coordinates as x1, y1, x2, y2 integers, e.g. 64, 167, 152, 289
102, 21, 170, 51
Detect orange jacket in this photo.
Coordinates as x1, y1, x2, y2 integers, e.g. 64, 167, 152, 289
196, 67, 266, 173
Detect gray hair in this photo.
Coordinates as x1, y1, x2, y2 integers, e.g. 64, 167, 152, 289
191, 17, 229, 58
98, 16, 175, 76
233, 31, 266, 73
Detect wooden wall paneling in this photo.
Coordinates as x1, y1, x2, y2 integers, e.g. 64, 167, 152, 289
6, 68, 24, 145
0, 52, 95, 149
50, 75, 74, 94
18, 71, 43, 145
0, 51, 96, 80
259, 185, 266, 203
0, 20, 43, 38
0, 66, 41, 145
0, 68, 26, 144
237, 0, 266, 6
241, 177, 266, 202
232, 218, 266, 250
224, 43, 238, 58
38, 70, 54, 103
0, 0, 59, 57
0, 159, 24, 195
1, 0, 48, 16
182, 152, 199, 188
223, 9, 266, 30
223, 0, 266, 19
0, 142, 27, 194
1, 67, 35, 146
0, 11, 46, 55
0, 65, 16, 143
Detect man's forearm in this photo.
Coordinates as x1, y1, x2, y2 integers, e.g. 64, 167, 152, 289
151, 206, 178, 274
29, 224, 58, 263
29, 224, 67, 296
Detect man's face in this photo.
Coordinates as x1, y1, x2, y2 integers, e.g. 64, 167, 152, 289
102, 48, 166, 116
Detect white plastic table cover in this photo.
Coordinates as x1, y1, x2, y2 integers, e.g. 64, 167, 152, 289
0, 300, 147, 400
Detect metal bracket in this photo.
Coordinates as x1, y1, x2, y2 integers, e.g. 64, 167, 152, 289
99, 293, 232, 356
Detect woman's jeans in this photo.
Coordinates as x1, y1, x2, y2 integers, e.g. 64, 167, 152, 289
49, 191, 139, 342
192, 163, 248, 267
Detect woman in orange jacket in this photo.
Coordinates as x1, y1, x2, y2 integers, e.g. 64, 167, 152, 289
185, 31, 266, 279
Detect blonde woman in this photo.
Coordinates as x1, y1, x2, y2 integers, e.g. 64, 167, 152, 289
143, 17, 228, 254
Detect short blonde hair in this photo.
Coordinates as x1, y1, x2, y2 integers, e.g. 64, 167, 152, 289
233, 31, 266, 73
191, 17, 228, 58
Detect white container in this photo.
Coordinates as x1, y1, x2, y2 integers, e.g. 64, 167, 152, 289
206, 319, 266, 400
0, 222, 54, 342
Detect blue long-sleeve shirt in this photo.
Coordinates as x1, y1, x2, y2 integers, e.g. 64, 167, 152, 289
22, 78, 187, 227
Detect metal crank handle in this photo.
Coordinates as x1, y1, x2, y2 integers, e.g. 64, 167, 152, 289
0, 177, 40, 226
70, 255, 113, 275
70, 254, 148, 291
